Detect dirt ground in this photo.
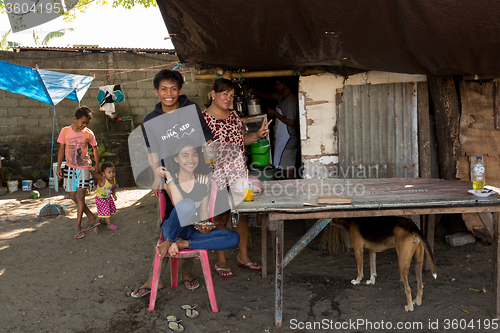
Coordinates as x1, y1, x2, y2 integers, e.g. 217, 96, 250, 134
0, 186, 498, 333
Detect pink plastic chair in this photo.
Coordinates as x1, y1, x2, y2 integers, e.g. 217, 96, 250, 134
149, 179, 219, 312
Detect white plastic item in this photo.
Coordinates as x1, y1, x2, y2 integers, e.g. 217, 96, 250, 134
7, 180, 18, 192
472, 156, 485, 190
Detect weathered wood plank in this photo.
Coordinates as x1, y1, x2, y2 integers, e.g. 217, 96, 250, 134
274, 221, 284, 327
428, 76, 461, 180
422, 215, 436, 271
260, 214, 268, 278
269, 206, 500, 221
478, 212, 494, 236
495, 82, 500, 130
418, 81, 435, 268
457, 155, 500, 187
460, 81, 500, 155
418, 82, 431, 179
491, 212, 500, 319
463, 213, 493, 243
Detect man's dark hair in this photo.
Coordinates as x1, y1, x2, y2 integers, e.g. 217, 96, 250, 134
75, 106, 93, 119
153, 69, 184, 90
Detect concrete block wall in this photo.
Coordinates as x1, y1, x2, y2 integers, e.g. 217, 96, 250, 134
0, 50, 213, 180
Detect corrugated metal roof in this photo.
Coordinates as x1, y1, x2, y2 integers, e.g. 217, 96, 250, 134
338, 82, 419, 179
12, 46, 176, 54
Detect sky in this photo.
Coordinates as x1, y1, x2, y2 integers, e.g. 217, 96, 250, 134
0, 3, 174, 49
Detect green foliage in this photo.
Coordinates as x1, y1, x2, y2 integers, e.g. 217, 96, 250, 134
31, 171, 41, 179
33, 28, 76, 46
0, 29, 19, 51
1, 167, 16, 181
89, 142, 116, 168
111, 0, 156, 9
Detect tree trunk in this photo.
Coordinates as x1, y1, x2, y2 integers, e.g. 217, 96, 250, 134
427, 76, 461, 180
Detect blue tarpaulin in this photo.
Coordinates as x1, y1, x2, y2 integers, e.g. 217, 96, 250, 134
0, 60, 94, 215
0, 60, 93, 106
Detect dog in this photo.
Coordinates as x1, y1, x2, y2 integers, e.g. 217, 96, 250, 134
333, 216, 437, 311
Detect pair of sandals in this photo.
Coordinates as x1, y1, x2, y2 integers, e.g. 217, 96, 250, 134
167, 305, 199, 332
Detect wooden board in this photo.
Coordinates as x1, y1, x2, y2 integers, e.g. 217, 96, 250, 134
456, 155, 500, 187
317, 196, 351, 205
417, 81, 432, 178
463, 213, 493, 243
460, 81, 500, 156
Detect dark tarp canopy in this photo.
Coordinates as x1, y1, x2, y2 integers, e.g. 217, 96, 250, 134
157, 0, 500, 76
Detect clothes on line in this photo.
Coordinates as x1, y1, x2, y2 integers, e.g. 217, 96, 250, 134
97, 84, 124, 115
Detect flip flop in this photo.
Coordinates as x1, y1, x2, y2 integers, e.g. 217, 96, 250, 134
74, 231, 85, 240
181, 304, 199, 319
130, 287, 151, 298
130, 285, 163, 298
167, 316, 185, 332
180, 278, 200, 291
83, 221, 101, 232
212, 265, 235, 278
107, 225, 119, 230
237, 261, 262, 271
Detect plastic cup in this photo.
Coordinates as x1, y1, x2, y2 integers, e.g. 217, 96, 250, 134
243, 181, 254, 202
203, 141, 216, 164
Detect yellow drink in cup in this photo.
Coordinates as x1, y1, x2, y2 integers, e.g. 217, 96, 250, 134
203, 139, 218, 165
243, 182, 254, 201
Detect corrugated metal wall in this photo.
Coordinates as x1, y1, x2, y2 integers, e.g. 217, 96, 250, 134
338, 83, 419, 179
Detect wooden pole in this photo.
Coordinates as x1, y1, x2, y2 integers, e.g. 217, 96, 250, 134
427, 76, 461, 181
194, 69, 325, 80
494, 81, 500, 130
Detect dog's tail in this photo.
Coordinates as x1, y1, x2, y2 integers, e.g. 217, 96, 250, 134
414, 230, 438, 279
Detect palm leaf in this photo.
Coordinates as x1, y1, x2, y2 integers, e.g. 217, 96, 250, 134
41, 28, 75, 45
1, 29, 11, 50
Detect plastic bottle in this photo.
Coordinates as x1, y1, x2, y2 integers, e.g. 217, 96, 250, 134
472, 156, 485, 191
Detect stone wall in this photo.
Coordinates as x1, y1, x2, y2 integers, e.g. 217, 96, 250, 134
0, 50, 213, 181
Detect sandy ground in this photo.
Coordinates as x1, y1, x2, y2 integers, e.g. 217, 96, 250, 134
0, 186, 498, 333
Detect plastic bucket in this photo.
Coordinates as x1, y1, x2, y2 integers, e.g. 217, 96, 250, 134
22, 180, 32, 191
7, 180, 18, 192
248, 139, 270, 167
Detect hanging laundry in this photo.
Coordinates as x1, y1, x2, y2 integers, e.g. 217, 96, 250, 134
97, 84, 125, 116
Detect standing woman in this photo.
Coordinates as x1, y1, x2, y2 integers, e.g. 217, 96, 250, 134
203, 78, 271, 278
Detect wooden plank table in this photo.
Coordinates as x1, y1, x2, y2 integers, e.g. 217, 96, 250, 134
230, 178, 500, 327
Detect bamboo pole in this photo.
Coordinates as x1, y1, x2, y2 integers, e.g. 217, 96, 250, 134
195, 69, 325, 80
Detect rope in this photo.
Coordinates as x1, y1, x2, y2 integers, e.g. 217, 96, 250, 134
172, 63, 188, 71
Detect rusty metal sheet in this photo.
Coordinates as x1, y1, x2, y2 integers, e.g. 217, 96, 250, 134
339, 83, 419, 179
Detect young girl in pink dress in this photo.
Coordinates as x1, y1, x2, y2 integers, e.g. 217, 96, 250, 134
91, 161, 119, 230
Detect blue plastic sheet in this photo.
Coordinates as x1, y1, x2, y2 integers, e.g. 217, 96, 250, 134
0, 60, 93, 106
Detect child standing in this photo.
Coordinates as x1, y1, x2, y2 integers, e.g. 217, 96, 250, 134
56, 106, 100, 240
90, 161, 119, 230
